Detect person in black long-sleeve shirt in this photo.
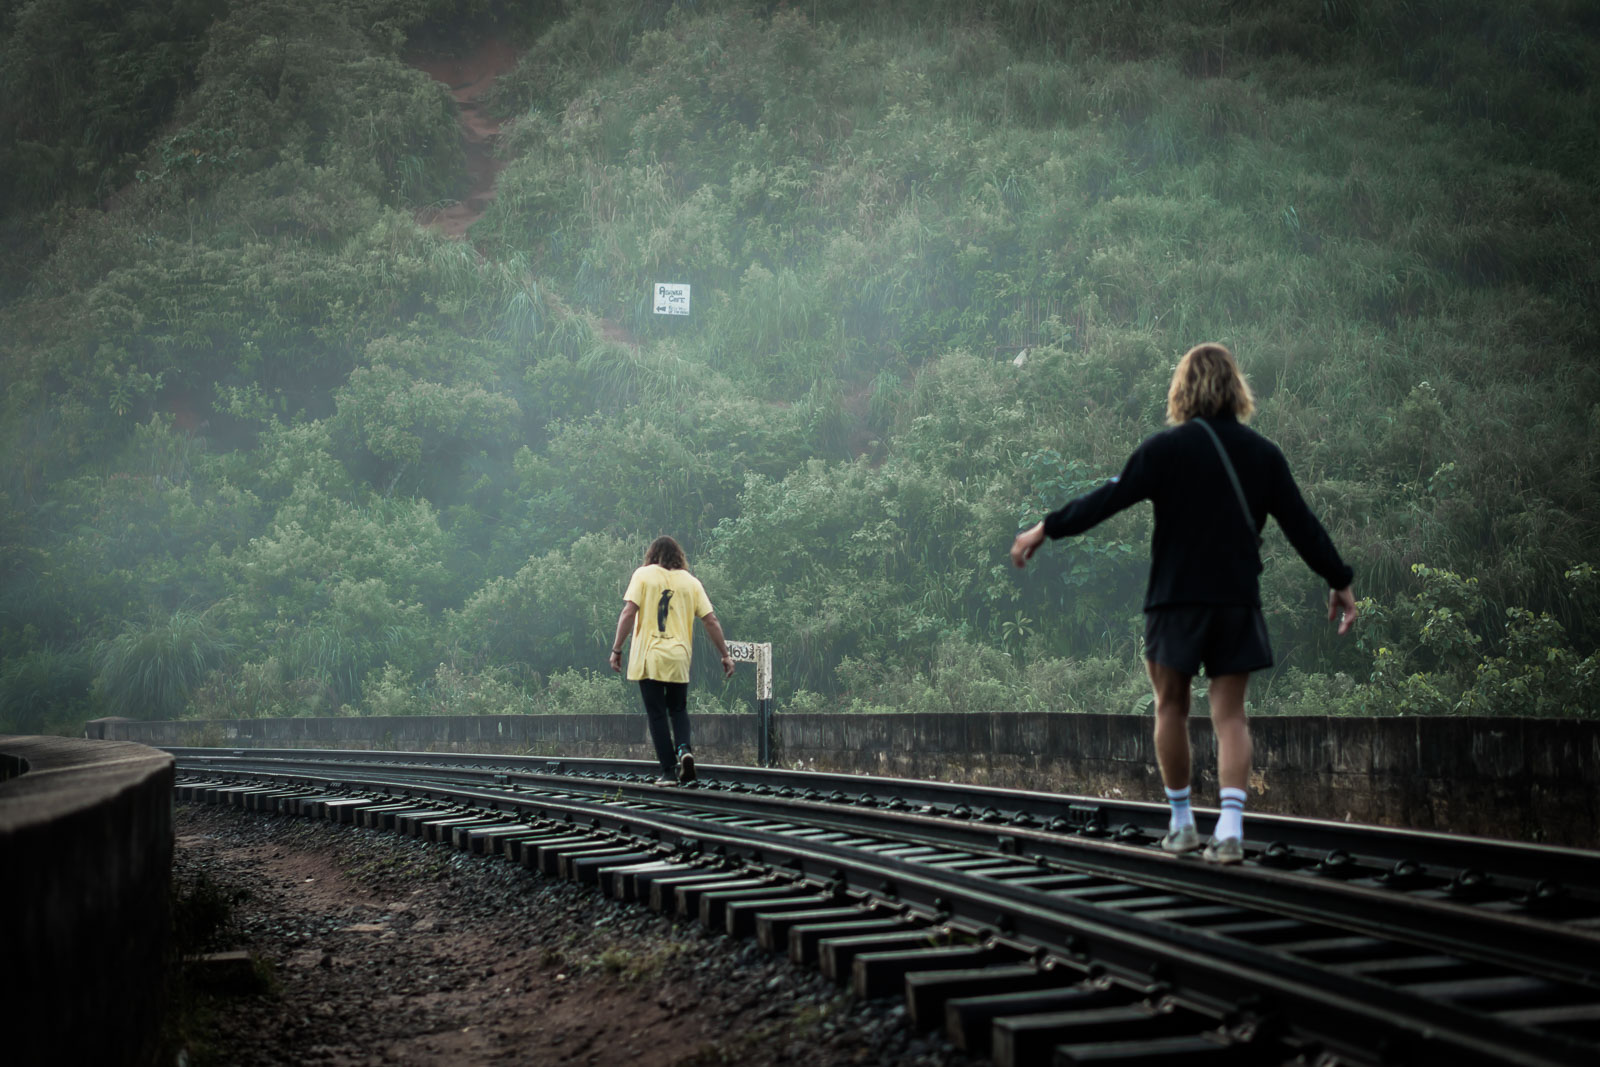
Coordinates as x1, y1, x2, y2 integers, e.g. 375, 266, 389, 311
1011, 343, 1358, 864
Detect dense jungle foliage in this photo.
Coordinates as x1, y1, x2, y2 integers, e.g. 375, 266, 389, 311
3, 0, 1599, 734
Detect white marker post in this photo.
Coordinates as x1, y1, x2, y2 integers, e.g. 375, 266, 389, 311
724, 640, 773, 767
653, 282, 690, 316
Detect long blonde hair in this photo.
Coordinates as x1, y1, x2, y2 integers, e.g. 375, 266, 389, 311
1166, 343, 1255, 424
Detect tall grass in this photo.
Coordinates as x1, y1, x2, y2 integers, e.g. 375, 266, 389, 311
95, 609, 235, 720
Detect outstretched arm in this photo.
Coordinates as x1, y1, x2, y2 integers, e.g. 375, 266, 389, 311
1014, 443, 1155, 569
699, 611, 736, 678
609, 601, 638, 673
1266, 450, 1354, 592
1263, 451, 1357, 634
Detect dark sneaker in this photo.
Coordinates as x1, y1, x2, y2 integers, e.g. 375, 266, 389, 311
1203, 836, 1245, 865
1159, 824, 1202, 854
677, 749, 696, 785
654, 775, 677, 787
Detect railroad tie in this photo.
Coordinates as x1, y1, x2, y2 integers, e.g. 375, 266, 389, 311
904, 961, 1085, 1031
853, 939, 1030, 999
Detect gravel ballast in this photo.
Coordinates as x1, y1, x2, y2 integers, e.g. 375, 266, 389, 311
172, 803, 992, 1066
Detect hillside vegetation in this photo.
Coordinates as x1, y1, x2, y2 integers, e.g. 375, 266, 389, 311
3, 0, 1598, 734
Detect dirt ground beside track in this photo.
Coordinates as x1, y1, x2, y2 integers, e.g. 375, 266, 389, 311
172, 803, 987, 1067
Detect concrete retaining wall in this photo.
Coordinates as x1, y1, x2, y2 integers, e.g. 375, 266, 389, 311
91, 712, 1599, 847
1, 735, 175, 1067
777, 712, 1600, 848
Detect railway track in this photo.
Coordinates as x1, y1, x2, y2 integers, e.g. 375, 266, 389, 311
169, 747, 1600, 1067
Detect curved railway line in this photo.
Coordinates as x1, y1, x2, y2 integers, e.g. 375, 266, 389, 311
170, 747, 1600, 1067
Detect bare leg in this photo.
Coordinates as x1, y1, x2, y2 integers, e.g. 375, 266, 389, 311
1207, 673, 1252, 791
1145, 660, 1193, 789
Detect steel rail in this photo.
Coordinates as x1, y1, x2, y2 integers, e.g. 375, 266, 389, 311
166, 747, 1600, 906
173, 753, 1600, 1067
179, 766, 1594, 1067
174, 750, 1600, 987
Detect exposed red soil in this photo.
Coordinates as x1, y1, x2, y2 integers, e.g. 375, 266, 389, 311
599, 319, 640, 348
409, 39, 520, 239
408, 39, 638, 353
173, 804, 980, 1067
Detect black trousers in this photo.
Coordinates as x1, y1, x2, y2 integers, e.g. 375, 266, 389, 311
638, 678, 691, 775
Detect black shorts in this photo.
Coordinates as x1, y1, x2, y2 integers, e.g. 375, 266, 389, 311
1145, 605, 1273, 677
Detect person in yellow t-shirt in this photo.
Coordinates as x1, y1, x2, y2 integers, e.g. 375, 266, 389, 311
608, 535, 734, 785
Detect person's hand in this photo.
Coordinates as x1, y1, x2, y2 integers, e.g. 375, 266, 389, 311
1328, 586, 1358, 636
1010, 522, 1045, 568
609, 648, 623, 673
720, 652, 735, 678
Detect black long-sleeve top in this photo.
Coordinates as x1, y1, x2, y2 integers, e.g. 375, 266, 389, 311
1042, 414, 1353, 610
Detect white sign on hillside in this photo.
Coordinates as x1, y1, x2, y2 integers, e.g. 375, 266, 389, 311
653, 282, 690, 315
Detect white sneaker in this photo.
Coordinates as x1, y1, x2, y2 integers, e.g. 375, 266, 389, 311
1203, 836, 1245, 865
1159, 824, 1202, 853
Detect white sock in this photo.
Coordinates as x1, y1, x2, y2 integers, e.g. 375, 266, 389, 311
1216, 787, 1247, 840
1164, 785, 1194, 831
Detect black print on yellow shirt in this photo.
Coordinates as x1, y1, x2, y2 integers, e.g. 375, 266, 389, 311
657, 590, 673, 632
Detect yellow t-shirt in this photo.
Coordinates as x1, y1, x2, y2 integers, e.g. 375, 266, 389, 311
623, 564, 713, 683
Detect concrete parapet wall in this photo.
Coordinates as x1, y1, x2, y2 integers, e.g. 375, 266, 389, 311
93, 713, 1599, 846
91, 712, 763, 766
776, 712, 1600, 847
0, 735, 175, 1067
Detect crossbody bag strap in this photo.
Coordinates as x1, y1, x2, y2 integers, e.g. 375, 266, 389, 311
1193, 418, 1263, 548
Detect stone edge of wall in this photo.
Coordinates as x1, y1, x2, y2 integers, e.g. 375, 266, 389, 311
1, 735, 175, 1067
92, 712, 1600, 847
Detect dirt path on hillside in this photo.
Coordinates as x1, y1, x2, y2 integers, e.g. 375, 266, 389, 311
409, 39, 646, 354
410, 38, 519, 239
